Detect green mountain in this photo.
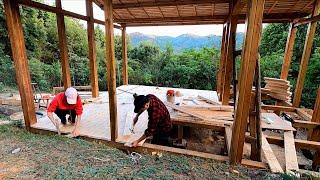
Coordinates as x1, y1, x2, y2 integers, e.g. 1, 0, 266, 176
129, 32, 244, 51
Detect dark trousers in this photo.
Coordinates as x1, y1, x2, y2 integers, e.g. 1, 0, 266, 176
54, 108, 76, 125
151, 131, 171, 146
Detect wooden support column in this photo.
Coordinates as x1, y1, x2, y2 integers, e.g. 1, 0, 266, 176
280, 23, 297, 80
4, 0, 37, 130
217, 24, 228, 95
121, 24, 128, 85
222, 16, 237, 105
293, 0, 320, 107
56, 0, 71, 89
219, 23, 230, 101
230, 0, 265, 165
104, 0, 118, 141
309, 88, 320, 169
86, 0, 99, 97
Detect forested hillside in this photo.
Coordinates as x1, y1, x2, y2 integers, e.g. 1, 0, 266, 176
129, 32, 244, 51
0, 1, 319, 108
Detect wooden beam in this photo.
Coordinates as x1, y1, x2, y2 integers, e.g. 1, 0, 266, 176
266, 135, 320, 151
113, 0, 230, 9
293, 0, 320, 107
293, 120, 320, 129
311, 88, 320, 123
294, 14, 320, 27
217, 24, 228, 95
3, 0, 37, 130
218, 23, 230, 101
222, 16, 237, 105
121, 24, 128, 85
225, 126, 232, 155
261, 133, 284, 173
230, 0, 265, 165
280, 23, 297, 80
284, 131, 299, 172
86, 0, 99, 98
296, 108, 312, 121
17, 0, 121, 29
56, 0, 71, 89
104, 0, 118, 141
261, 104, 296, 112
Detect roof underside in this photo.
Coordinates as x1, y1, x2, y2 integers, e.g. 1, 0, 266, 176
94, 0, 314, 26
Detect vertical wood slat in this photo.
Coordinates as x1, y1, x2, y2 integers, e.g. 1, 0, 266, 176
121, 24, 129, 85
3, 0, 37, 129
86, 0, 99, 97
230, 0, 265, 165
222, 16, 237, 105
56, 0, 71, 89
104, 0, 118, 141
293, 0, 320, 107
280, 23, 297, 80
217, 24, 227, 95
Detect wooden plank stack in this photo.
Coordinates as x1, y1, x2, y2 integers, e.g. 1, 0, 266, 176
263, 77, 292, 102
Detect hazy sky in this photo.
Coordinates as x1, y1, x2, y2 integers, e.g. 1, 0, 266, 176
44, 0, 247, 37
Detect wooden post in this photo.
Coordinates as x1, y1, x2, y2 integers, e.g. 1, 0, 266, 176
121, 24, 129, 85
222, 16, 237, 105
293, 0, 320, 107
86, 0, 99, 97
219, 23, 230, 101
104, 0, 118, 141
280, 23, 297, 80
56, 0, 71, 89
217, 24, 227, 95
3, 0, 37, 130
230, 0, 265, 165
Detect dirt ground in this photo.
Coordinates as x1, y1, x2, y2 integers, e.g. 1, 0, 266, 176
0, 115, 284, 179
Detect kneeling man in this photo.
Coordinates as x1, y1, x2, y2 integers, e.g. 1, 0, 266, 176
47, 87, 83, 137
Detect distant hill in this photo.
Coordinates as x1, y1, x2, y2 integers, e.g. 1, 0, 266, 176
128, 32, 244, 51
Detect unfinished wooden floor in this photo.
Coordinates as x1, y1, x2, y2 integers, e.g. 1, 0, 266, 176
32, 85, 220, 143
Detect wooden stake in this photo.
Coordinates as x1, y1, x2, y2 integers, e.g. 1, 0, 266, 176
222, 16, 237, 105
86, 0, 99, 97
56, 0, 71, 89
293, 0, 320, 107
104, 0, 118, 141
3, 0, 37, 130
280, 23, 297, 80
121, 24, 128, 85
230, 0, 265, 165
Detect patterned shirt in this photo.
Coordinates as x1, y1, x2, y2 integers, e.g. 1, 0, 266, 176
145, 94, 172, 137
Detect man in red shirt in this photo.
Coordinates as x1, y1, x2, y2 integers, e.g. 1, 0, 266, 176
131, 94, 172, 147
47, 87, 83, 137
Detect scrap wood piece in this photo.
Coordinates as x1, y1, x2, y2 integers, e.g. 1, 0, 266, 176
284, 130, 299, 172
164, 101, 208, 121
225, 125, 232, 155
261, 113, 295, 131
116, 134, 146, 147
261, 133, 284, 173
296, 108, 312, 121
181, 105, 233, 112
197, 95, 221, 105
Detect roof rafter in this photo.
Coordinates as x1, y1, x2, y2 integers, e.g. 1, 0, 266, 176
113, 0, 231, 9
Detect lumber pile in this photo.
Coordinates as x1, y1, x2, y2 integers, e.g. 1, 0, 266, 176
263, 77, 292, 102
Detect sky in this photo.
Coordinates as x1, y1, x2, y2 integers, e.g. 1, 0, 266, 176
44, 0, 247, 37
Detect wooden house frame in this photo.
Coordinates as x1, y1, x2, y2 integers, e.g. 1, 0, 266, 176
3, 0, 320, 171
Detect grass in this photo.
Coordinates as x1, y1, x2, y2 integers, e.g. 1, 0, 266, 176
0, 122, 279, 179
